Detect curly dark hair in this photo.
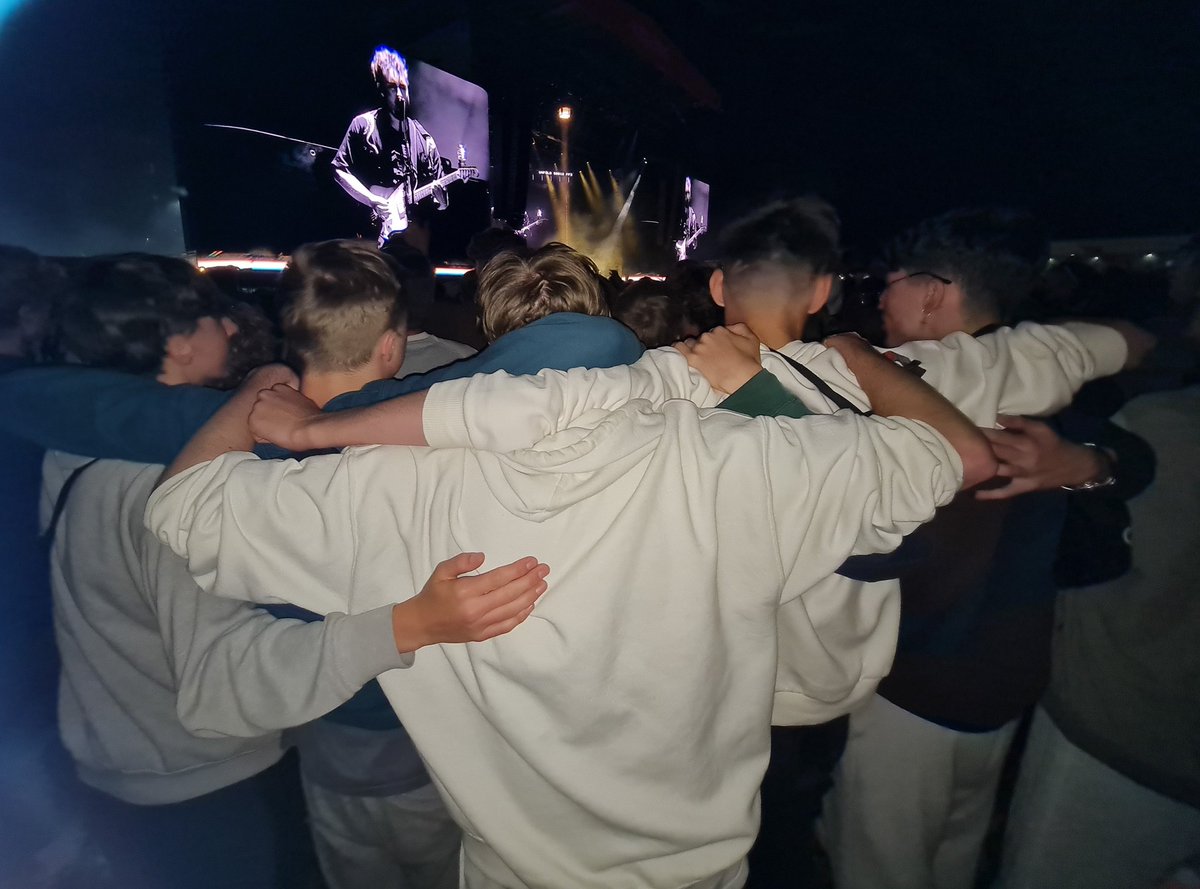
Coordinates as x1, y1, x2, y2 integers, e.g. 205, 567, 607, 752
886, 208, 1048, 324
55, 254, 231, 375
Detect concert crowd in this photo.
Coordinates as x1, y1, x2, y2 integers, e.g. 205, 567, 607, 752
1, 199, 1197, 889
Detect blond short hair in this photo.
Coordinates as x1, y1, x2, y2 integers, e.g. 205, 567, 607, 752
370, 47, 408, 87
279, 240, 406, 373
478, 243, 609, 342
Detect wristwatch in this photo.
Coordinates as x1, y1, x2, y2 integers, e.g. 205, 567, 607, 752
1061, 442, 1117, 491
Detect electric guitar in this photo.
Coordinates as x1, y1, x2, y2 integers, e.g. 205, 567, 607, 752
369, 144, 478, 245
674, 222, 707, 261
516, 210, 548, 237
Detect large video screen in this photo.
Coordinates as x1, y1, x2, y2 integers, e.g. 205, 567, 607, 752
173, 47, 489, 258
675, 177, 710, 261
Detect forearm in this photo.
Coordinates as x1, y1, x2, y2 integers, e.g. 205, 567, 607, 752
333, 168, 380, 208
1056, 441, 1115, 488
162, 387, 257, 483
840, 346, 996, 488
1087, 319, 1154, 370
297, 391, 429, 451
0, 366, 228, 462
890, 321, 1129, 423
174, 601, 408, 739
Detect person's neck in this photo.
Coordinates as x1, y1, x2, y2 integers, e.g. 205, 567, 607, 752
301, 368, 387, 408
964, 313, 1002, 337
740, 310, 807, 351
156, 363, 188, 386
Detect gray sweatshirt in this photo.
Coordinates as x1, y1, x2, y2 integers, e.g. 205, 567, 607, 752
43, 453, 406, 804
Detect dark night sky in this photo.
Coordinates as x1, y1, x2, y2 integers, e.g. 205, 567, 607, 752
646, 0, 1200, 248
1, 0, 1197, 257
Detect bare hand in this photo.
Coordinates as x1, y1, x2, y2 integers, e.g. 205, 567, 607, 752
975, 415, 1109, 500
673, 323, 763, 394
398, 552, 551, 650
249, 383, 320, 449
822, 332, 876, 360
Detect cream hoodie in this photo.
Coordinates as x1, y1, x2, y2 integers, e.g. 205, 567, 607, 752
416, 321, 1128, 723
149, 401, 961, 888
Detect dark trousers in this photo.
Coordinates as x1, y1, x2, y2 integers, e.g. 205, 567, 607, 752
746, 718, 849, 888
79, 749, 319, 889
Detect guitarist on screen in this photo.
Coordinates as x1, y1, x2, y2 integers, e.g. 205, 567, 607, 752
674, 176, 707, 261
332, 46, 446, 253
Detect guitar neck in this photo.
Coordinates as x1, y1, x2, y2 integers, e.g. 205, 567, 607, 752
412, 168, 474, 203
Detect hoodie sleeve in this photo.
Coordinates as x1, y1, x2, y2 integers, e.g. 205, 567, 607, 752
763, 412, 962, 602
886, 321, 1128, 424
145, 450, 370, 616
148, 560, 408, 739
0, 366, 229, 462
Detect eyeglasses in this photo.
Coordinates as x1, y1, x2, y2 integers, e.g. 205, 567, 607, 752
886, 271, 953, 287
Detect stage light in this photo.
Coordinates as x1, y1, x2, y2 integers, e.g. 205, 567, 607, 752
558, 106, 573, 121
196, 256, 289, 272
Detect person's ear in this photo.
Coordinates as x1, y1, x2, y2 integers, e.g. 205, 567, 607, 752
709, 268, 726, 308
376, 329, 405, 375
164, 332, 194, 367
922, 276, 947, 316
808, 274, 834, 316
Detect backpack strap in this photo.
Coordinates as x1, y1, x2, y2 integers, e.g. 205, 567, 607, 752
770, 349, 872, 416
41, 458, 100, 544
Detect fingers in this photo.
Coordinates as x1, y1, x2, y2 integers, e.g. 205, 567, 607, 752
458, 568, 548, 643
997, 414, 1058, 445
475, 576, 548, 627
456, 556, 544, 594
251, 383, 303, 411
985, 439, 1027, 466
974, 478, 1029, 501
473, 603, 539, 642
823, 332, 870, 353
434, 551, 486, 580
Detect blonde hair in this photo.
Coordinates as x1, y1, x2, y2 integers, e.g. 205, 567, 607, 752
279, 240, 406, 373
478, 243, 609, 342
370, 47, 408, 87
